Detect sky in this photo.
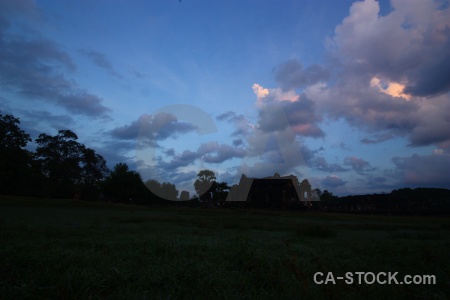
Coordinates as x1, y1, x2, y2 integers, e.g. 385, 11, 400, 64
1, 0, 450, 197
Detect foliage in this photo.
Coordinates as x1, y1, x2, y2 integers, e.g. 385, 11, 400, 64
212, 181, 230, 206
102, 163, 148, 203
0, 113, 31, 151
194, 169, 216, 205
79, 148, 109, 199
0, 112, 33, 195
144, 179, 179, 201
180, 190, 190, 201
35, 130, 107, 199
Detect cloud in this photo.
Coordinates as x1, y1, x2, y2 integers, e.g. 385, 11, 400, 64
80, 49, 122, 78
370, 77, 410, 100
216, 111, 236, 121
274, 59, 329, 91
165, 148, 175, 157
253, 84, 324, 138
253, 84, 299, 106
216, 111, 251, 137
392, 152, 450, 188
252, 84, 269, 102
298, 0, 450, 148
344, 156, 375, 174
110, 113, 197, 143
361, 133, 394, 144
21, 110, 75, 131
158, 149, 201, 170
201, 142, 247, 163
232, 139, 244, 147
240, 126, 306, 178
158, 142, 247, 171
96, 140, 138, 169
331, 0, 450, 97
312, 157, 347, 173
0, 3, 111, 118
321, 175, 347, 188
233, 82, 327, 179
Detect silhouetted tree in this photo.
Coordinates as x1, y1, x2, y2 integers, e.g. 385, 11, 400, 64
79, 148, 109, 200
144, 179, 179, 201
0, 112, 32, 195
161, 182, 178, 201
180, 190, 190, 201
102, 163, 148, 203
144, 179, 162, 201
320, 190, 338, 210
212, 181, 230, 206
35, 130, 83, 197
194, 169, 216, 206
35, 130, 107, 198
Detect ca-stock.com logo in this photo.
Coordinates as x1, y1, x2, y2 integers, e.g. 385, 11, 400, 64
136, 104, 305, 202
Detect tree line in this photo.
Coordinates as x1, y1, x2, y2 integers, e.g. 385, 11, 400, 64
4, 111, 448, 213
0, 112, 229, 205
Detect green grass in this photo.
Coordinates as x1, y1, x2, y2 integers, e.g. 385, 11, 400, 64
1, 195, 449, 299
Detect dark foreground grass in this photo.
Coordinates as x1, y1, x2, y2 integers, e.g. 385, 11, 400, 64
0, 196, 449, 299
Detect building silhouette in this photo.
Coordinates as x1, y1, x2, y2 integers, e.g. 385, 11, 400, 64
226, 173, 315, 208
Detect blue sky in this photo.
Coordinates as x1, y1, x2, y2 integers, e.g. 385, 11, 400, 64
1, 0, 450, 196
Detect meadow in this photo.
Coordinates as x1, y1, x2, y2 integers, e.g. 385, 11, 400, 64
0, 195, 449, 299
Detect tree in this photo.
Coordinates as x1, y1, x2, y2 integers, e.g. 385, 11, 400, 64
194, 169, 216, 206
0, 112, 32, 194
320, 190, 338, 210
35, 130, 83, 197
79, 148, 109, 200
35, 129, 107, 198
0, 113, 31, 151
145, 179, 162, 200
180, 190, 190, 201
160, 182, 178, 201
212, 181, 230, 206
102, 163, 148, 203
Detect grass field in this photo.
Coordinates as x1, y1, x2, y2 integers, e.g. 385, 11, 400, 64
1, 195, 449, 299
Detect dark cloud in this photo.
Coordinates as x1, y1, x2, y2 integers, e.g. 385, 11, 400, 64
128, 68, 149, 79
158, 149, 200, 170
0, 0, 39, 16
158, 142, 246, 171
304, 0, 450, 147
257, 95, 324, 138
310, 71, 450, 146
232, 139, 244, 147
165, 148, 175, 157
80, 49, 122, 78
361, 133, 395, 144
321, 175, 347, 188
217, 111, 250, 137
110, 113, 197, 143
344, 156, 375, 174
20, 110, 75, 134
0, 5, 111, 118
331, 0, 450, 97
216, 111, 236, 121
237, 161, 304, 181
312, 157, 347, 172
392, 152, 450, 188
403, 57, 450, 97
240, 126, 306, 178
283, 97, 325, 137
257, 107, 289, 132
274, 59, 329, 91
201, 142, 246, 163
96, 140, 137, 169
